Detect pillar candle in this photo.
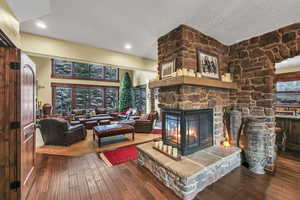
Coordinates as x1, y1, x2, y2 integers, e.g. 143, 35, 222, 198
167, 146, 172, 155
172, 148, 178, 158
163, 145, 168, 152
182, 68, 188, 76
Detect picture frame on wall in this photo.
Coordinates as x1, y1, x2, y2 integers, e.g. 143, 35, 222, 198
161, 60, 175, 79
197, 50, 220, 79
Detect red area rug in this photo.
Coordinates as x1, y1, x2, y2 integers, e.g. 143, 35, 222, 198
99, 145, 137, 167
151, 129, 162, 135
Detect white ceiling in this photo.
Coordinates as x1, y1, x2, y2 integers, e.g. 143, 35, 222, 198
11, 0, 300, 60
7, 0, 50, 22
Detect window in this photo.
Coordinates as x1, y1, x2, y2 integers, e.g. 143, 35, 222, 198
52, 59, 119, 81
52, 59, 72, 77
54, 86, 72, 114
73, 62, 89, 78
134, 88, 146, 113
105, 87, 118, 109
277, 80, 300, 105
52, 83, 119, 114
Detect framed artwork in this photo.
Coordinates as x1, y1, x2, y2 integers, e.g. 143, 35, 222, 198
161, 60, 175, 79
197, 50, 220, 79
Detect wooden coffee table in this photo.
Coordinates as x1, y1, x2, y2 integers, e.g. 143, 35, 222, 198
93, 124, 135, 147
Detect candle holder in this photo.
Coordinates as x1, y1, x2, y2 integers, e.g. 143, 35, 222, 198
153, 142, 181, 161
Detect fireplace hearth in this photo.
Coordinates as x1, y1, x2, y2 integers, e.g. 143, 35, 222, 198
162, 108, 213, 155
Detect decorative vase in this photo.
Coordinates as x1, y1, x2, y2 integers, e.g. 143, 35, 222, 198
244, 118, 268, 174
229, 108, 242, 146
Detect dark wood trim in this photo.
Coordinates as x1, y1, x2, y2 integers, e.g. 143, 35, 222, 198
50, 75, 120, 83
51, 59, 120, 82
276, 71, 300, 82
51, 82, 119, 89
71, 87, 76, 109
276, 104, 300, 108
277, 91, 300, 94
0, 29, 16, 47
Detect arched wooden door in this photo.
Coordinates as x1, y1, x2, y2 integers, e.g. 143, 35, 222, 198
20, 53, 36, 200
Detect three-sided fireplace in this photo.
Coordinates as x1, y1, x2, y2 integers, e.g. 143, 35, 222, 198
162, 109, 213, 155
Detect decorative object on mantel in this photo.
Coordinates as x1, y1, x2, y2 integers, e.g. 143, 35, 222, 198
221, 73, 232, 82
161, 60, 175, 79
197, 49, 220, 79
171, 68, 197, 77
149, 76, 237, 90
153, 140, 181, 161
152, 76, 159, 81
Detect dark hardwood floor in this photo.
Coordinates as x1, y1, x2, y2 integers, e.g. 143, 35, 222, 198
27, 152, 300, 200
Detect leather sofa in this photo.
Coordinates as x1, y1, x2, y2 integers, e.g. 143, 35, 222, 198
134, 112, 158, 133
72, 107, 108, 116
39, 118, 87, 146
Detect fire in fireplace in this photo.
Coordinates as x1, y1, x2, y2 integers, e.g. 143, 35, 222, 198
162, 109, 213, 155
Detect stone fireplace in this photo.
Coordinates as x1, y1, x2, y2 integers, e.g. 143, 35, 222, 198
137, 72, 240, 199
135, 22, 300, 199
136, 25, 242, 200
162, 108, 213, 155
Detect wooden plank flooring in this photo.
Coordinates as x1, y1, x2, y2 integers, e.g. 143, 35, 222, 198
27, 153, 300, 200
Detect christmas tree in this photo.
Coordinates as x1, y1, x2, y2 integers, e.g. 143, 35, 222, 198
119, 72, 134, 112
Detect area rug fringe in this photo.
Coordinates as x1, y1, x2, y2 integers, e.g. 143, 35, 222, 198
99, 152, 113, 167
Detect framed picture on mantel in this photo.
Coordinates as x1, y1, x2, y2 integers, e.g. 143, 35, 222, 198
161, 60, 175, 79
197, 50, 220, 79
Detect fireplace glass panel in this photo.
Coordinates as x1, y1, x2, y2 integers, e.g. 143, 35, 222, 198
185, 114, 200, 147
165, 114, 181, 145
199, 112, 213, 148
162, 109, 213, 155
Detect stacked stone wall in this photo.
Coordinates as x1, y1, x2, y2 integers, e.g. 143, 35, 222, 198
157, 23, 300, 170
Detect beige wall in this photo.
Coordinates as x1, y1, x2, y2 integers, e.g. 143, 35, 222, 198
0, 0, 20, 47
133, 70, 156, 87
21, 33, 157, 72
31, 55, 133, 105
132, 70, 157, 113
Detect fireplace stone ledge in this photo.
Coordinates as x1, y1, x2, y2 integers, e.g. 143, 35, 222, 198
137, 142, 241, 200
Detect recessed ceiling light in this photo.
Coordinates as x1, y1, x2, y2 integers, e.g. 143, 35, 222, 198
125, 43, 132, 50
36, 21, 47, 29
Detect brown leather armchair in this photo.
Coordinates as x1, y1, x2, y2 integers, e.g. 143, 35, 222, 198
40, 118, 86, 146
134, 112, 158, 133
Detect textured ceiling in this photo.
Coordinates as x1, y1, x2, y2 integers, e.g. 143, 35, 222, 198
16, 0, 300, 60
7, 0, 50, 22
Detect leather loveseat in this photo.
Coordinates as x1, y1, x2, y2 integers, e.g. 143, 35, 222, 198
134, 111, 158, 133
40, 118, 86, 146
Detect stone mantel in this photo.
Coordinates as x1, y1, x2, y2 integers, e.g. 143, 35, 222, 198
149, 76, 237, 90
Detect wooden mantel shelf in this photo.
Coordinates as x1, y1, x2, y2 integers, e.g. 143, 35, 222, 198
149, 76, 237, 90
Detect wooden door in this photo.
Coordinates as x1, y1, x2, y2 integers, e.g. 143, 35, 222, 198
0, 47, 20, 200
20, 53, 36, 200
